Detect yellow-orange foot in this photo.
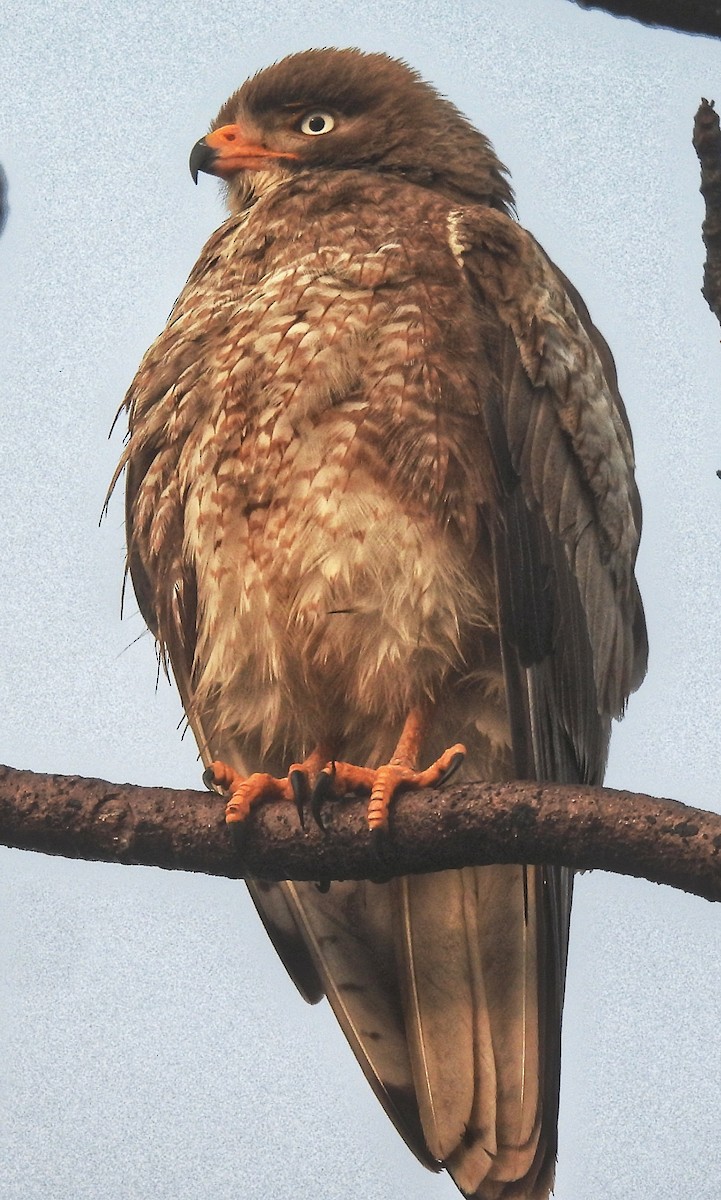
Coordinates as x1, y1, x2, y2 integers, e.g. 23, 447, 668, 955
203, 759, 311, 828
311, 743, 466, 849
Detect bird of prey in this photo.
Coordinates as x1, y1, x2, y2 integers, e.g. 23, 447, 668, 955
114, 49, 647, 1199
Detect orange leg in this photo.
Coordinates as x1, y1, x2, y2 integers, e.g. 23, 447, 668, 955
204, 744, 332, 828
312, 706, 466, 839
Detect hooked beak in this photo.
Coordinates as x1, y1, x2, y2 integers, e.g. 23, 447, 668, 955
189, 124, 299, 182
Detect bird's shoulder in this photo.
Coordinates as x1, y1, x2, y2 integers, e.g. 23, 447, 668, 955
181, 172, 514, 292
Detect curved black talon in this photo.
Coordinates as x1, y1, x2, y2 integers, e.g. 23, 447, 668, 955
289, 768, 309, 829
369, 824, 391, 867
203, 765, 220, 792
315, 878, 331, 893
437, 750, 465, 788
311, 769, 336, 831
228, 818, 247, 856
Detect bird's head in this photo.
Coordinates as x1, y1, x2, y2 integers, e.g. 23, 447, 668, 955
189, 48, 514, 213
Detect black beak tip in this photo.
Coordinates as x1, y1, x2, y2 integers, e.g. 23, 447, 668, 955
189, 138, 216, 184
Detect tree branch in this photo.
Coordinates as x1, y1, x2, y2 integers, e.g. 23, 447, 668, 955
693, 99, 721, 328
1, 763, 720, 901
565, 0, 721, 38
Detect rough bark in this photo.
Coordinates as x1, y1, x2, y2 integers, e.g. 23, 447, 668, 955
566, 0, 721, 37
1, 763, 720, 902
693, 99, 721, 328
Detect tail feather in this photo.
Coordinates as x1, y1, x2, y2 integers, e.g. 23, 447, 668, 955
283, 877, 439, 1169
402, 866, 549, 1199
246, 864, 564, 1198
394, 871, 481, 1161
475, 866, 540, 1162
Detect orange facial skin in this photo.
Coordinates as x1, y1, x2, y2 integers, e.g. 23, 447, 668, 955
189, 123, 299, 180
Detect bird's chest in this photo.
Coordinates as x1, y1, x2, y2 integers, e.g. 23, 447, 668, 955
127, 194, 503, 739
180, 222, 488, 542
183, 373, 474, 655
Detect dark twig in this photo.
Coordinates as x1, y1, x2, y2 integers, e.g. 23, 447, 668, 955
566, 0, 721, 38
1, 764, 720, 902
694, 99, 721, 326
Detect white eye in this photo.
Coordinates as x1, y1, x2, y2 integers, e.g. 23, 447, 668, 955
299, 111, 335, 136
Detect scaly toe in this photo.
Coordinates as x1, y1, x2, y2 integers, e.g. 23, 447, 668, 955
203, 759, 242, 793
366, 765, 408, 836
225, 772, 293, 825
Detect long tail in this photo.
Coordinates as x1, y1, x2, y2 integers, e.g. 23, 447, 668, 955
245, 862, 569, 1199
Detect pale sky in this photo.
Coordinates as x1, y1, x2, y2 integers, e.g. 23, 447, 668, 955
1, 1, 720, 1197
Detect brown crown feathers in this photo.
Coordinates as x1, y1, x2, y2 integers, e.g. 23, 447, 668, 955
209, 48, 514, 212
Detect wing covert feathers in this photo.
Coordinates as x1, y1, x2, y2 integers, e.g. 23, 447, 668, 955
458, 207, 647, 717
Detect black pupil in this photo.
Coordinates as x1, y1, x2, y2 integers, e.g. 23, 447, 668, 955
308, 115, 326, 132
